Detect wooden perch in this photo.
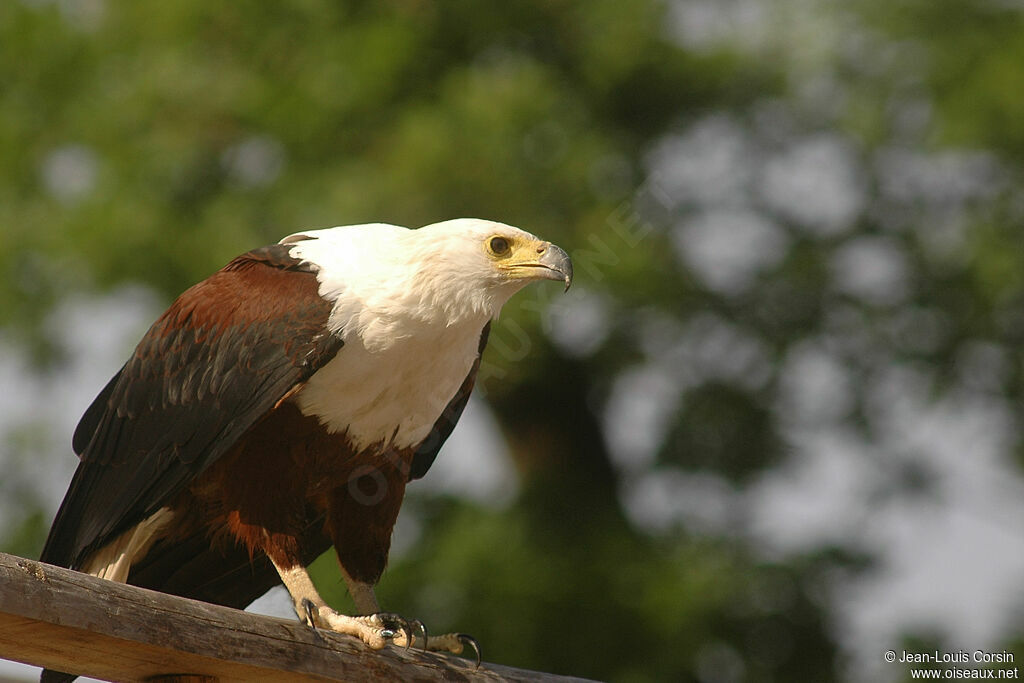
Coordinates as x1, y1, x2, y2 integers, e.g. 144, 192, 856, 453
0, 552, 591, 682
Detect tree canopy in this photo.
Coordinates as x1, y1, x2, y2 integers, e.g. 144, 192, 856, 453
2, 1, 1023, 681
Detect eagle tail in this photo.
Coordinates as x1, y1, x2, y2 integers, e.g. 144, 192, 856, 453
40, 669, 76, 683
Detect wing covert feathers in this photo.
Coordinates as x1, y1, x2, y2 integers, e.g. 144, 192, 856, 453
41, 244, 342, 570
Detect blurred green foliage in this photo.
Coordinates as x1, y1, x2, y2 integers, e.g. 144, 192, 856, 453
4, 1, 1024, 681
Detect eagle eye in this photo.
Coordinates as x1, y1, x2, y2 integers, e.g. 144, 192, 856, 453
489, 236, 511, 256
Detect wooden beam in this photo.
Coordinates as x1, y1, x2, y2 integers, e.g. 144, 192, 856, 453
0, 553, 590, 682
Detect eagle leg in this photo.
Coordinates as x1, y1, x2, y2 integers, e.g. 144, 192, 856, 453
335, 565, 480, 664
334, 564, 480, 664
273, 559, 417, 650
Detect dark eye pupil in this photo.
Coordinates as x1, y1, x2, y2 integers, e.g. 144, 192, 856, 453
490, 237, 509, 254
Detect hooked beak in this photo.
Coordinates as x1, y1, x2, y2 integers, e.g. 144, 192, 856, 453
506, 242, 573, 291
535, 243, 573, 291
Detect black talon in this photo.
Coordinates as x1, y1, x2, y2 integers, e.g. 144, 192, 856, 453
410, 618, 428, 650
301, 599, 324, 642
457, 633, 482, 669
376, 612, 413, 648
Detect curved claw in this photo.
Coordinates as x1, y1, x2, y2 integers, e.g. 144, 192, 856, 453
376, 612, 413, 649
410, 618, 428, 650
300, 599, 324, 642
457, 633, 482, 669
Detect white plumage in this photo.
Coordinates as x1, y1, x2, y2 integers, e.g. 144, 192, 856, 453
284, 219, 543, 450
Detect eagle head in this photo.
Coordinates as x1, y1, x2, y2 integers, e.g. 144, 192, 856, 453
282, 218, 573, 329
411, 218, 573, 323
421, 217, 572, 287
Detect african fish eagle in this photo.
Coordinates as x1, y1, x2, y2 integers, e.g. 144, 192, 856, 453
39, 219, 572, 679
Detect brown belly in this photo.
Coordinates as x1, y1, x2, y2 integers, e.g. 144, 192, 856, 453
165, 400, 412, 582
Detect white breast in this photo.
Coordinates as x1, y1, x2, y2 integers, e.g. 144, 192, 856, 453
293, 318, 483, 451
281, 221, 505, 452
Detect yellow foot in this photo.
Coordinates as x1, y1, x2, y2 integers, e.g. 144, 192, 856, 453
300, 599, 413, 650
300, 600, 481, 668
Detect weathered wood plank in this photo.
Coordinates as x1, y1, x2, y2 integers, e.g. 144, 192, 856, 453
0, 553, 591, 683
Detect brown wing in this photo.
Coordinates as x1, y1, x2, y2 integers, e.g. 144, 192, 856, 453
40, 244, 343, 571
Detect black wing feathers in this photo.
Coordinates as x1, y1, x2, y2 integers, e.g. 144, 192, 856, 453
41, 244, 342, 570
72, 371, 120, 455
